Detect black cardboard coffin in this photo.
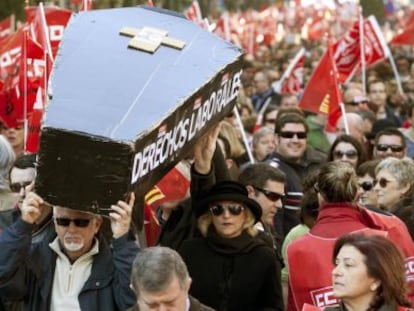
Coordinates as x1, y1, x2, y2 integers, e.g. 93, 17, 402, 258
35, 6, 243, 214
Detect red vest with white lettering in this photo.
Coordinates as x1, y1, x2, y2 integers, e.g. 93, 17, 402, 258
286, 203, 414, 311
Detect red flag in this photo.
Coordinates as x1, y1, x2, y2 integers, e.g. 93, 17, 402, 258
0, 28, 45, 128
143, 203, 161, 247
25, 85, 44, 153
26, 5, 72, 60
147, 0, 154, 7
213, 12, 232, 41
80, 0, 93, 11
299, 44, 342, 131
390, 22, 414, 46
0, 15, 14, 40
143, 162, 190, 246
184, 0, 202, 23
280, 48, 305, 95
0, 29, 24, 127
144, 162, 190, 208
405, 10, 414, 27
362, 16, 390, 65
304, 14, 328, 41
331, 20, 360, 83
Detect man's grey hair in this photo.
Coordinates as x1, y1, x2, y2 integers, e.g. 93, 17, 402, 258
0, 136, 15, 191
131, 246, 189, 294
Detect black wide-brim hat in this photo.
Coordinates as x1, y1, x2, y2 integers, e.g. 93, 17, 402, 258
195, 180, 262, 223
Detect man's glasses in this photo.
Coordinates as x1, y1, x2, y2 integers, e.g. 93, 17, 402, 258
253, 186, 284, 202
345, 96, 369, 106
358, 181, 375, 191
209, 204, 244, 216
279, 131, 307, 139
333, 150, 358, 159
55, 217, 93, 228
10, 181, 32, 193
376, 144, 404, 152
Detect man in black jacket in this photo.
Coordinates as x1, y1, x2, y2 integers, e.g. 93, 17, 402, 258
0, 190, 138, 311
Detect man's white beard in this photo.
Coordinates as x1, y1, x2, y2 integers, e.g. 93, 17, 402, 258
63, 234, 84, 252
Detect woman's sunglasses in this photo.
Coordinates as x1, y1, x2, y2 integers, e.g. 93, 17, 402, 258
358, 181, 375, 191
333, 150, 358, 159
209, 204, 244, 216
359, 178, 394, 191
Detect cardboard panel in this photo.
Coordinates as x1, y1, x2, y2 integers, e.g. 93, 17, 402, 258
35, 6, 243, 214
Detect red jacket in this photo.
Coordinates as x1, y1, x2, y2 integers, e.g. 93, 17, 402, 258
287, 203, 414, 311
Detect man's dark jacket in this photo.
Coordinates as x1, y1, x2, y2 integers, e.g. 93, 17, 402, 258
0, 219, 138, 311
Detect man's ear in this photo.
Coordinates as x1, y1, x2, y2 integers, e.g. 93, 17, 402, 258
245, 185, 255, 198
186, 277, 192, 292
94, 216, 103, 234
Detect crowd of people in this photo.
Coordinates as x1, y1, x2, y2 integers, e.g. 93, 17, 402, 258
1, 2, 414, 311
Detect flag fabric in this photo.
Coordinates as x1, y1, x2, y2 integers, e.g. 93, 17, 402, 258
143, 203, 161, 247
144, 162, 190, 208
147, 0, 154, 7
184, 0, 202, 23
299, 44, 342, 131
331, 20, 360, 83
0, 15, 14, 40
362, 16, 390, 65
0, 27, 45, 128
80, 0, 93, 11
143, 161, 190, 246
26, 5, 72, 60
0, 29, 25, 127
390, 22, 414, 46
280, 48, 305, 95
25, 85, 45, 153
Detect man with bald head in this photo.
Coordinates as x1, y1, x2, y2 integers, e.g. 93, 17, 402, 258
336, 113, 366, 144
342, 87, 369, 113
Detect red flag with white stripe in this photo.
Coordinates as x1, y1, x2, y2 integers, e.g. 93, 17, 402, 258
0, 15, 14, 40
280, 48, 305, 95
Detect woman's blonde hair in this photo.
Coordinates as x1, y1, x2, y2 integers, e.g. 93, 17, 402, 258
197, 206, 258, 237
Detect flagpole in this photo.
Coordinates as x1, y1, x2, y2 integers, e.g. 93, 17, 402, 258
233, 106, 255, 164
39, 2, 54, 63
23, 27, 28, 154
368, 16, 404, 95
359, 9, 366, 94
329, 38, 349, 135
274, 47, 305, 92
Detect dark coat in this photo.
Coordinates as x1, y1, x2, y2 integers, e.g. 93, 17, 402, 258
180, 234, 282, 311
0, 219, 138, 311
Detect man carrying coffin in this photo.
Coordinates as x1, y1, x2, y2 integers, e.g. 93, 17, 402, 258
0, 188, 139, 311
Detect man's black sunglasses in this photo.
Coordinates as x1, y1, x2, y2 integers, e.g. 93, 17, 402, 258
10, 181, 32, 193
279, 131, 307, 139
55, 217, 93, 228
376, 144, 404, 152
253, 186, 284, 202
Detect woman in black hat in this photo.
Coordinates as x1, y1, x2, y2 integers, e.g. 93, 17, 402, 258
179, 180, 280, 311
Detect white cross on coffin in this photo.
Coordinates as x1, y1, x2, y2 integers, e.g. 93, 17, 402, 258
120, 26, 186, 53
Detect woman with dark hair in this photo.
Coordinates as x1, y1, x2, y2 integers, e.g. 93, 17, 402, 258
179, 180, 281, 311
332, 233, 411, 311
328, 135, 368, 168
286, 162, 414, 311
